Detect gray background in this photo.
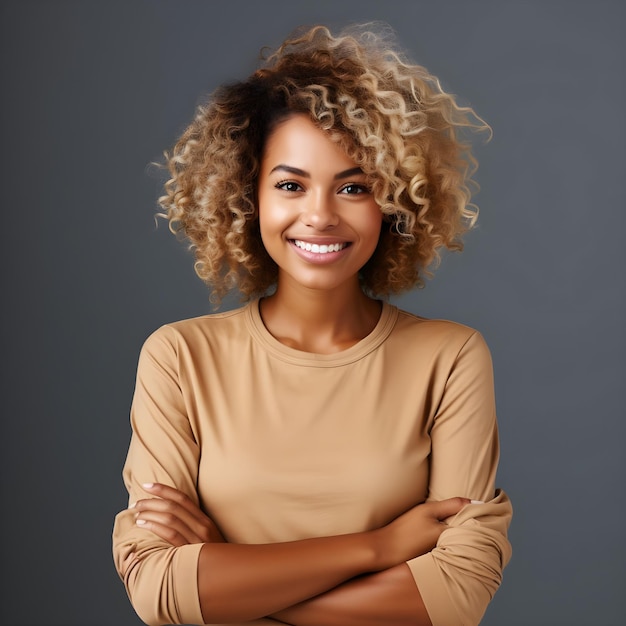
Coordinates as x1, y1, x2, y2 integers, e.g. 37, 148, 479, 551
1, 1, 624, 625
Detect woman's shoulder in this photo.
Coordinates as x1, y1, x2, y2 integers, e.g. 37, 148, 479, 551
391, 306, 489, 358
168, 303, 249, 331
395, 307, 479, 338
141, 303, 251, 354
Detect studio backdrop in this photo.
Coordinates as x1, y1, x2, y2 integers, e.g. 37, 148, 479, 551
1, 1, 624, 625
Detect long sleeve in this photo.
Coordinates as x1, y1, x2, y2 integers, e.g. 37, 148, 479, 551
112, 327, 206, 625
112, 304, 511, 625
407, 331, 512, 626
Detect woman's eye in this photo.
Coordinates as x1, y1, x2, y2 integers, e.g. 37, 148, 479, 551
340, 184, 369, 195
276, 181, 302, 192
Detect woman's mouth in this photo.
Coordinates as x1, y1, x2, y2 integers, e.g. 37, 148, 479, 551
292, 240, 350, 254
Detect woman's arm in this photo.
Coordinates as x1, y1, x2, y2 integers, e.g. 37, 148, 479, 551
114, 327, 449, 626
404, 332, 513, 626
272, 564, 431, 626
115, 324, 509, 626
132, 483, 468, 623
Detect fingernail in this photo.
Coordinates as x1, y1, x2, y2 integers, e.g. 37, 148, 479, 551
129, 502, 136, 509
142, 483, 154, 489
136, 519, 147, 526
470, 500, 484, 505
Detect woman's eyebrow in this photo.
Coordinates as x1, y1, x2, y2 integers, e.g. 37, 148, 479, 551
269, 165, 364, 180
334, 167, 364, 180
269, 164, 309, 177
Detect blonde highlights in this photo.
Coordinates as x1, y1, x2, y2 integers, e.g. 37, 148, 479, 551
159, 24, 489, 303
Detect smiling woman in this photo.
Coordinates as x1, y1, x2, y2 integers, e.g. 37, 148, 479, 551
257, 114, 384, 352
112, 23, 511, 626
258, 115, 382, 325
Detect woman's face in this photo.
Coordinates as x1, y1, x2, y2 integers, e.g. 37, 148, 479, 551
258, 114, 382, 294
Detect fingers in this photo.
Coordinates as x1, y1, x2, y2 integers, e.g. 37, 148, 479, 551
425, 496, 472, 521
141, 483, 208, 524
134, 505, 210, 544
132, 483, 215, 544
135, 515, 203, 547
134, 494, 209, 539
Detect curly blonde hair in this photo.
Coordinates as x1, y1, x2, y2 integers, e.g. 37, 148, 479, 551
159, 23, 489, 303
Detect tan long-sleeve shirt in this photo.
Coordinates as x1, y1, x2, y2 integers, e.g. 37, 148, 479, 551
112, 300, 512, 625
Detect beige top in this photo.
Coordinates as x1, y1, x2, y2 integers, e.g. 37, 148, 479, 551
112, 300, 512, 626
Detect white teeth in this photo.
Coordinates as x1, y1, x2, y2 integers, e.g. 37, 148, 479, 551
294, 240, 347, 253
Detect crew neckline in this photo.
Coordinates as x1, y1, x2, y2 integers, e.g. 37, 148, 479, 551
244, 298, 398, 367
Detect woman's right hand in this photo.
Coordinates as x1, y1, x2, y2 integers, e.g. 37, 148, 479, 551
132, 483, 225, 547
374, 497, 470, 569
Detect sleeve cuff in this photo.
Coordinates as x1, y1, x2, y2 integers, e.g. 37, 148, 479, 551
172, 543, 205, 625
407, 553, 462, 626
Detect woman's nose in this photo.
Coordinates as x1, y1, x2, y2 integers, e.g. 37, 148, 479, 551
301, 192, 339, 230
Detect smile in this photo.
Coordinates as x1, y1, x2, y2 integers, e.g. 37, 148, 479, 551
293, 240, 350, 254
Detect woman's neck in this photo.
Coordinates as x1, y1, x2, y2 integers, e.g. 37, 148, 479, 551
259, 279, 382, 354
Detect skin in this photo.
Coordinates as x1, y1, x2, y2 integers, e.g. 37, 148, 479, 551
129, 115, 471, 625
133, 483, 469, 625
257, 114, 384, 354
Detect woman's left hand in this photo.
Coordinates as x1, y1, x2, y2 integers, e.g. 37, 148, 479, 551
132, 483, 225, 547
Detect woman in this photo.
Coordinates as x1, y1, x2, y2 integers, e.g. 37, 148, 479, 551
112, 24, 512, 626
